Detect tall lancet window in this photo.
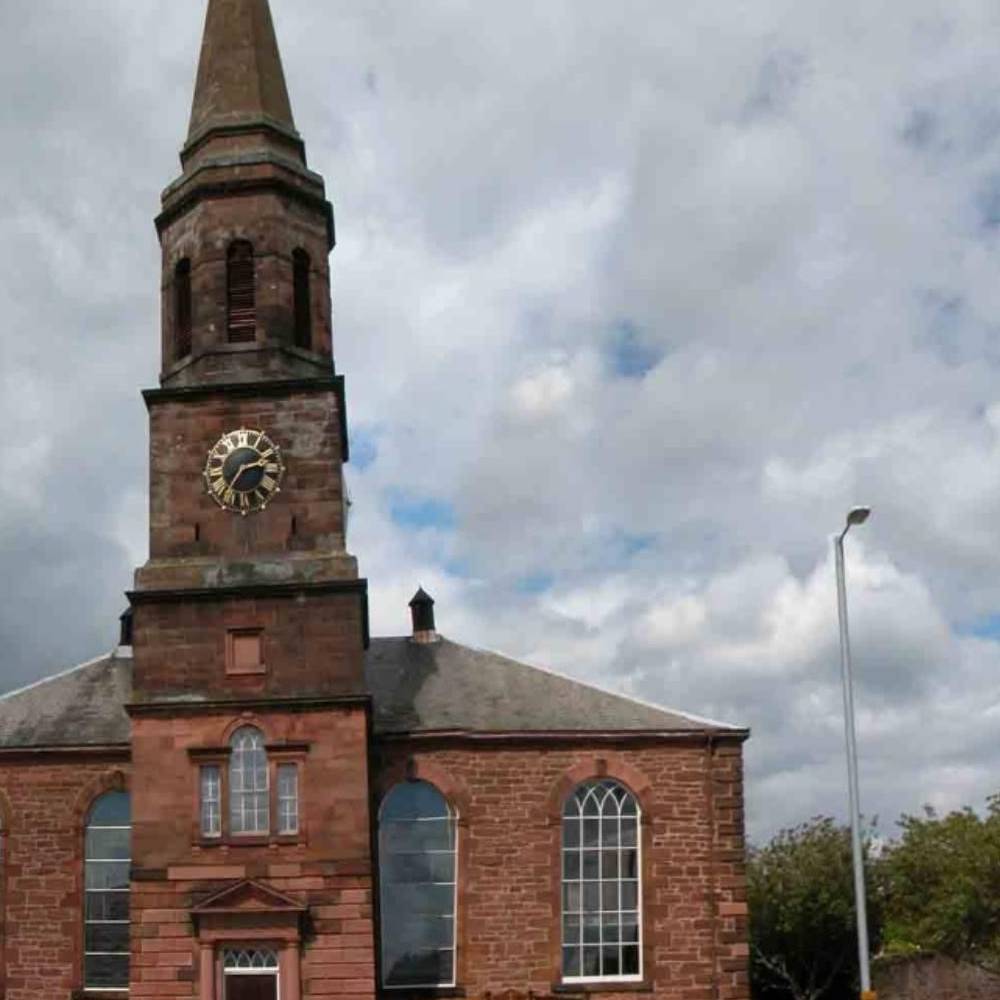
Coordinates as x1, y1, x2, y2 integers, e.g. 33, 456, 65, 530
174, 258, 192, 359
293, 248, 311, 350
379, 781, 458, 988
227, 240, 256, 342
84, 791, 131, 990
562, 780, 642, 981
229, 726, 269, 835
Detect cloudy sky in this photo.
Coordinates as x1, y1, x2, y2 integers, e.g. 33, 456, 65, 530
4, 0, 1000, 842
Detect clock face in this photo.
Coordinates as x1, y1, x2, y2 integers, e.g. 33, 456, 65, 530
204, 428, 284, 515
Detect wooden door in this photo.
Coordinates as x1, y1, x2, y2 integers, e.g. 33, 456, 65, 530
225, 974, 278, 1000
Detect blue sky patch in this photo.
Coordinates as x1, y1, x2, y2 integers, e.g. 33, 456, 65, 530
606, 320, 663, 379
620, 533, 656, 557
516, 572, 555, 595
388, 490, 457, 531
976, 175, 1000, 230
350, 427, 379, 471
957, 614, 1000, 640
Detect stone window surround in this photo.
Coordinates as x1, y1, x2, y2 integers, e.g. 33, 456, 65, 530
195, 915, 302, 1000
188, 727, 309, 847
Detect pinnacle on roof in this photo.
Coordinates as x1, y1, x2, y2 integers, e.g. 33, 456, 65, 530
187, 0, 297, 144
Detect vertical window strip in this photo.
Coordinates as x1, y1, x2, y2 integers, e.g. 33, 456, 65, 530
230, 727, 269, 835
277, 763, 299, 835
84, 791, 131, 990
200, 765, 221, 838
174, 258, 192, 359
292, 248, 311, 350
561, 780, 641, 982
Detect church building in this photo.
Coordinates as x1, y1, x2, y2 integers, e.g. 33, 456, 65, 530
0, 2, 749, 999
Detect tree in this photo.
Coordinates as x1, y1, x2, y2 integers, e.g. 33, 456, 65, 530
748, 817, 882, 1000
881, 796, 1000, 970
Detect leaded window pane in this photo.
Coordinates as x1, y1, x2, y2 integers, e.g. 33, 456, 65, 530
200, 765, 221, 838
85, 791, 130, 990
224, 947, 278, 970
561, 780, 642, 981
85, 861, 130, 891
277, 763, 299, 835
85, 954, 130, 990
229, 727, 269, 835
379, 781, 457, 988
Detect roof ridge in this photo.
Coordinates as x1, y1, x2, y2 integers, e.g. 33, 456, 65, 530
0, 650, 114, 705
436, 635, 745, 731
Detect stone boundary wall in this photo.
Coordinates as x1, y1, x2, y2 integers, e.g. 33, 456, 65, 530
873, 952, 1000, 1000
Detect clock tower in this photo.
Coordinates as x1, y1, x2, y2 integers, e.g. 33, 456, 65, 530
125, 0, 374, 996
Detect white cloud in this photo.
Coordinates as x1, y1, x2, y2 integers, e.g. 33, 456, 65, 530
5, 0, 1000, 840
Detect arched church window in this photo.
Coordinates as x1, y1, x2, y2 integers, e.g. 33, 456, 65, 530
379, 781, 457, 988
561, 779, 641, 981
227, 240, 256, 342
229, 726, 269, 834
292, 248, 311, 350
174, 258, 192, 359
84, 790, 131, 990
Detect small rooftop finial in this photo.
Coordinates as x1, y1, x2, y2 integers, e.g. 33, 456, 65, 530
188, 0, 296, 143
409, 588, 438, 643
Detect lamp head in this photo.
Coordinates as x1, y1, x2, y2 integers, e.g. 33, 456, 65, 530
846, 506, 871, 527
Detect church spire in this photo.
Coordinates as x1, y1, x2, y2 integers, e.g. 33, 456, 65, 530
187, 0, 296, 143
156, 0, 335, 389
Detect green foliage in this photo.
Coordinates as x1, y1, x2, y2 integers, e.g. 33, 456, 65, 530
881, 796, 1000, 970
748, 817, 882, 1000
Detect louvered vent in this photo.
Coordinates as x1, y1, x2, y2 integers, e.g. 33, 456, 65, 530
174, 258, 192, 359
227, 241, 256, 343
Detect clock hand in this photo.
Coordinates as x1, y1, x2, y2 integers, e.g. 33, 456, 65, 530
229, 457, 268, 489
228, 461, 253, 488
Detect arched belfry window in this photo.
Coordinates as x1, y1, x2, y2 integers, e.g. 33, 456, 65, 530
561, 780, 641, 981
84, 790, 131, 990
379, 781, 457, 988
229, 726, 268, 834
174, 258, 192, 359
292, 248, 311, 350
227, 240, 256, 342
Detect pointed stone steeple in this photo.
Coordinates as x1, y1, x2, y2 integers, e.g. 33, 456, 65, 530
156, 0, 336, 389
188, 0, 296, 142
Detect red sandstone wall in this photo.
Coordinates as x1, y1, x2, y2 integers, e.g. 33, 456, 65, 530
0, 734, 747, 1000
128, 705, 376, 1000
131, 590, 366, 700
371, 737, 749, 1000
144, 389, 348, 564
0, 756, 131, 1000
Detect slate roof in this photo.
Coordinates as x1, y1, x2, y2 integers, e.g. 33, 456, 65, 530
0, 652, 133, 749
0, 637, 743, 750
364, 637, 740, 736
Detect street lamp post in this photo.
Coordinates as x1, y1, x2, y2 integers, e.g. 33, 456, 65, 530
834, 506, 876, 1000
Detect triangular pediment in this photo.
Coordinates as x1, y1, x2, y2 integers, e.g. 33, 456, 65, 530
191, 878, 306, 915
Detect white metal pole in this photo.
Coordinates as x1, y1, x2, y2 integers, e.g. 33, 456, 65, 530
834, 527, 874, 999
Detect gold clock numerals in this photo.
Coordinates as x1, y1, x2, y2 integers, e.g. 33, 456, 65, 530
204, 427, 285, 516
